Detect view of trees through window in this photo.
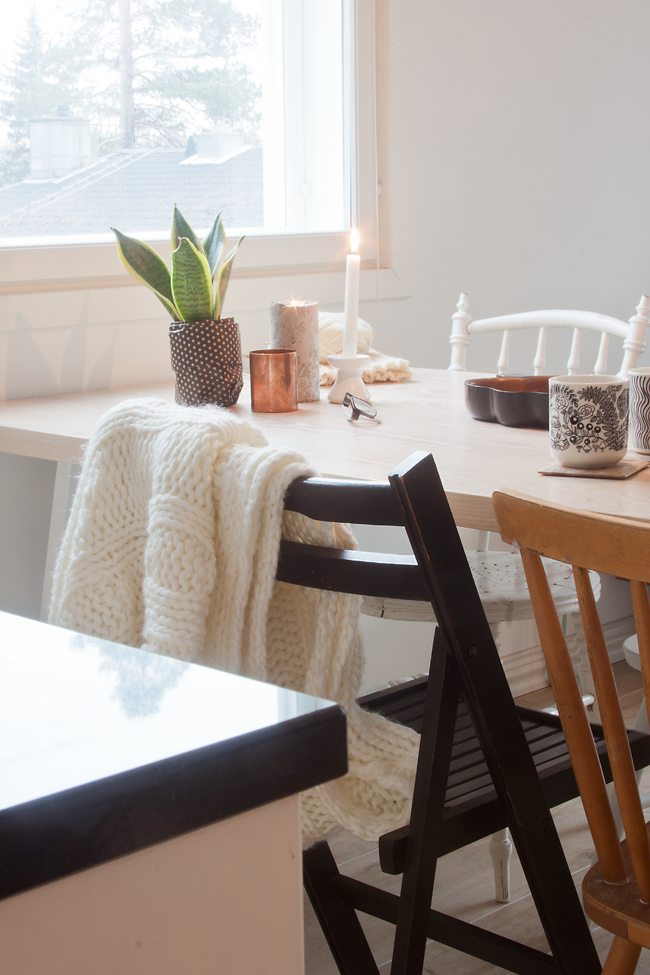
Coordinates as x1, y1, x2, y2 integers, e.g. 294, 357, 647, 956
0, 0, 348, 239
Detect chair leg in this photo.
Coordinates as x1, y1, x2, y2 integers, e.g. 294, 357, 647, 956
486, 620, 512, 903
390, 629, 462, 975
489, 828, 512, 903
302, 841, 380, 975
601, 936, 642, 975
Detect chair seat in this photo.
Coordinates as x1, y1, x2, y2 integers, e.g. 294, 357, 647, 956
356, 677, 650, 874
361, 552, 600, 624
583, 823, 650, 949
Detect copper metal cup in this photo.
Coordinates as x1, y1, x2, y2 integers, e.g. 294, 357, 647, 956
249, 349, 298, 412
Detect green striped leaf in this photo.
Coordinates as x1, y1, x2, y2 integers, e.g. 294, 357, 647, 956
203, 213, 225, 279
171, 205, 205, 255
112, 228, 179, 320
171, 237, 214, 322
214, 236, 245, 320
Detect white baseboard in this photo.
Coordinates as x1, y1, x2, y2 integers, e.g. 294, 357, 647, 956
500, 643, 549, 699
500, 615, 637, 697
602, 615, 637, 663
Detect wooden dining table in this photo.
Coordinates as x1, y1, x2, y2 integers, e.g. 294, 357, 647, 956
1, 368, 639, 975
1, 367, 648, 532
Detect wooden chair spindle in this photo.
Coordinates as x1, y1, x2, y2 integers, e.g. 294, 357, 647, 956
594, 331, 610, 375
567, 327, 581, 374
573, 566, 650, 899
497, 330, 510, 374
520, 549, 627, 884
533, 326, 547, 375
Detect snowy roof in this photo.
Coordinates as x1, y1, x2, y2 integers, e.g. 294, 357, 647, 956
0, 145, 263, 237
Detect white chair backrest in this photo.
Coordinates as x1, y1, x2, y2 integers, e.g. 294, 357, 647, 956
448, 294, 649, 377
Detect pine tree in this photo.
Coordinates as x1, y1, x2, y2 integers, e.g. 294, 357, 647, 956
54, 0, 260, 151
0, 0, 260, 186
0, 8, 78, 186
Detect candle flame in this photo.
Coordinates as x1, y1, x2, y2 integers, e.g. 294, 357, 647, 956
350, 228, 360, 254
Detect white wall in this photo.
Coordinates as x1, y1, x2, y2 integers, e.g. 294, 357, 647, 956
0, 454, 56, 619
370, 0, 650, 376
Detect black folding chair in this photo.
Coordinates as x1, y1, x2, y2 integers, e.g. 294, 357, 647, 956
278, 451, 650, 975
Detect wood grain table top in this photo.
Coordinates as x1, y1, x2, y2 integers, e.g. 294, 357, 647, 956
1, 368, 648, 531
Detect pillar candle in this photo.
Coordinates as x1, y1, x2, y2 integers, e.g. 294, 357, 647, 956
269, 300, 320, 402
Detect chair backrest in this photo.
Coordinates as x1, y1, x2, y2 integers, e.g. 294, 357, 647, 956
278, 474, 430, 600
494, 490, 650, 898
449, 293, 650, 378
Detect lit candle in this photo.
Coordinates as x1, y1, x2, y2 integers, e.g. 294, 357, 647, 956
342, 229, 360, 358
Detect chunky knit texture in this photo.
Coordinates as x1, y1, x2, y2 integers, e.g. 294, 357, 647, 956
318, 312, 412, 385
50, 399, 419, 846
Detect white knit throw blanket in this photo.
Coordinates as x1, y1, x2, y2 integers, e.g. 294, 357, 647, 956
49, 399, 419, 846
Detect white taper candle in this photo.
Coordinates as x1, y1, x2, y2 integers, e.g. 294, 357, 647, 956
342, 230, 360, 358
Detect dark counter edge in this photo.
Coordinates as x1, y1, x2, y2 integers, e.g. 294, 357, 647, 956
0, 704, 347, 901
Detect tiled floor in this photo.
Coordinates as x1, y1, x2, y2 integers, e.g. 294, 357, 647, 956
304, 661, 650, 974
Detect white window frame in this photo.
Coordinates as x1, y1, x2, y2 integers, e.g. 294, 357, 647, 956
0, 0, 408, 312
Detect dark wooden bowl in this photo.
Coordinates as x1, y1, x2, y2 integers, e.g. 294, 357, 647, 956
464, 376, 550, 428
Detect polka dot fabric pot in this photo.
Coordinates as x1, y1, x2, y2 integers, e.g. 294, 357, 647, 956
169, 318, 244, 407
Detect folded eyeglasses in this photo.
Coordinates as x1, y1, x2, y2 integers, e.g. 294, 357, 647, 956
342, 392, 379, 422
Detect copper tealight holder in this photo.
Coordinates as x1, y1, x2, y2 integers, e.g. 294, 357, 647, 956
249, 349, 298, 413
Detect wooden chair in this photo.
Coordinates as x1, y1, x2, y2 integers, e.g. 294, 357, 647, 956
362, 548, 601, 903
279, 451, 650, 975
494, 491, 650, 975
448, 293, 649, 377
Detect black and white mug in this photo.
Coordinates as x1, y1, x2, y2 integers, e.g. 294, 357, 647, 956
549, 375, 629, 468
628, 366, 650, 455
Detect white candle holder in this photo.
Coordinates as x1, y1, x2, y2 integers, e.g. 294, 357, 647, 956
327, 354, 372, 404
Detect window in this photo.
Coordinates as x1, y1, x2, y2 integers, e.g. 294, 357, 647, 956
0, 0, 354, 240
0, 0, 405, 402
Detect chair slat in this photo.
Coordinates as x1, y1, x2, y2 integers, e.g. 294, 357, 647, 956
277, 540, 429, 600
283, 477, 402, 525
573, 565, 650, 898
520, 549, 627, 884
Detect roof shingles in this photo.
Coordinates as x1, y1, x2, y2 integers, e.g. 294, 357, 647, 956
0, 146, 263, 236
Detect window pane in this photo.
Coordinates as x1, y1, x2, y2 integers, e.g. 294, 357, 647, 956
0, 0, 348, 240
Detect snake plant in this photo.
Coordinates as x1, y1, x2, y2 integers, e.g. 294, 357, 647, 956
112, 206, 244, 322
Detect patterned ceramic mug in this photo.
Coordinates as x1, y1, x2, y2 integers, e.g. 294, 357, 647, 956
628, 366, 650, 455
549, 375, 629, 468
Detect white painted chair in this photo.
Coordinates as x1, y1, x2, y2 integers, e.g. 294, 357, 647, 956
448, 293, 649, 377
361, 294, 649, 904
445, 293, 649, 694
446, 292, 649, 691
